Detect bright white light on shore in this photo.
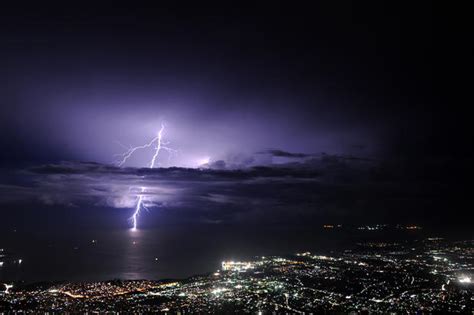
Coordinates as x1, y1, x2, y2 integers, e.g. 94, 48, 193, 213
458, 276, 471, 283
4, 284, 13, 294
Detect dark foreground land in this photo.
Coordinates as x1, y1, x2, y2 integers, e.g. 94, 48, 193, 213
1, 238, 472, 313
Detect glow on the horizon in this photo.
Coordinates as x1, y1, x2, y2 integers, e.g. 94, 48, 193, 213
197, 156, 210, 167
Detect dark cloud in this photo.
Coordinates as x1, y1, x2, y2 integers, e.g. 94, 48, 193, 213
0, 152, 470, 227
260, 149, 312, 159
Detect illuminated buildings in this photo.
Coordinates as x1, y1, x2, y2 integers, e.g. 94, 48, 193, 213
221, 261, 254, 272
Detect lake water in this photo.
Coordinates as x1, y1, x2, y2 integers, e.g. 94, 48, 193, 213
1, 224, 359, 282
1, 204, 460, 283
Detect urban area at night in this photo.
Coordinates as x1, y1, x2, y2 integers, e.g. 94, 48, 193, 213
1, 228, 473, 313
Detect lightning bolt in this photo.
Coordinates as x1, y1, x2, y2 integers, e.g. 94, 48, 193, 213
116, 122, 176, 230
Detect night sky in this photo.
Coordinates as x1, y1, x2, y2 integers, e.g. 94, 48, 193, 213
0, 1, 472, 247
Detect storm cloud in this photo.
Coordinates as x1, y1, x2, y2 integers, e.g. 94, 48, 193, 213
0, 152, 467, 227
